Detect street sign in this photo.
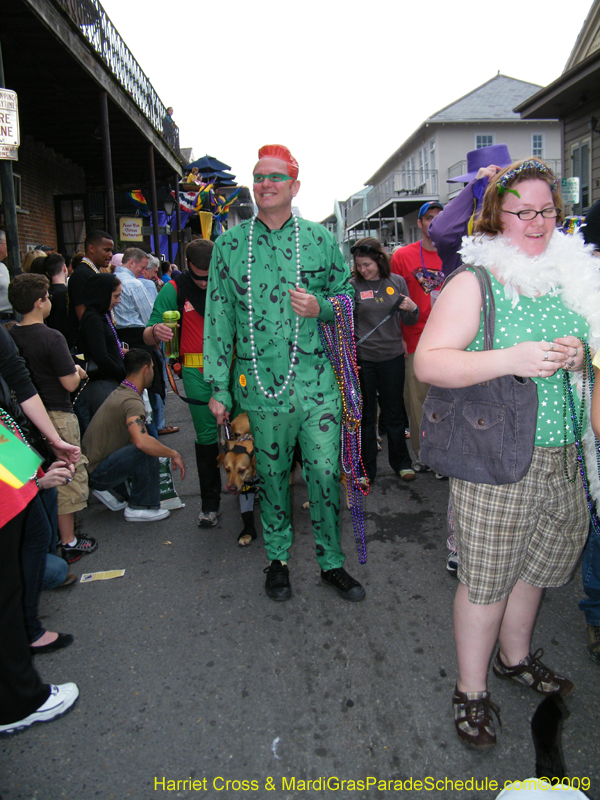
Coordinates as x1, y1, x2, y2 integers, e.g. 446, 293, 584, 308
561, 177, 580, 205
0, 145, 18, 161
0, 89, 19, 161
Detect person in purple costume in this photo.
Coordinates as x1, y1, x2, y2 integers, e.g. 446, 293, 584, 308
428, 144, 512, 277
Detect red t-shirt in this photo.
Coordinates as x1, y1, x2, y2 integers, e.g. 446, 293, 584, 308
390, 242, 443, 353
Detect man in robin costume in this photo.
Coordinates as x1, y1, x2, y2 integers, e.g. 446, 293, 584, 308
144, 240, 257, 545
204, 144, 365, 603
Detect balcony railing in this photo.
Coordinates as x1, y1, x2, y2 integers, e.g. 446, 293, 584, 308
346, 197, 369, 227
55, 0, 181, 157
367, 170, 438, 215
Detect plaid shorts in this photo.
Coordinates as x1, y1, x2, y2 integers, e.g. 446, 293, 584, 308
450, 445, 588, 605
47, 410, 89, 514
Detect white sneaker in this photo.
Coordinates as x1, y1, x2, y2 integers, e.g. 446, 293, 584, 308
0, 683, 79, 736
197, 510, 219, 528
92, 490, 127, 511
124, 507, 170, 522
446, 550, 459, 573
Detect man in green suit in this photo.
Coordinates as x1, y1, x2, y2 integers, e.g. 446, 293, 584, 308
204, 144, 365, 603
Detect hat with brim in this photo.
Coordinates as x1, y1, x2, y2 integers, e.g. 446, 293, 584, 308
448, 144, 512, 183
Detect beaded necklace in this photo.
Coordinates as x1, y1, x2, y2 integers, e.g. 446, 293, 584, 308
318, 294, 368, 564
105, 314, 125, 359
0, 409, 40, 486
562, 340, 600, 538
81, 257, 100, 274
247, 215, 300, 399
122, 380, 140, 395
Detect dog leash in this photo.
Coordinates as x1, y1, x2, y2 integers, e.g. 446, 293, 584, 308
165, 362, 208, 406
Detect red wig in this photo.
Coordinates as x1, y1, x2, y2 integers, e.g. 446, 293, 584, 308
257, 144, 299, 179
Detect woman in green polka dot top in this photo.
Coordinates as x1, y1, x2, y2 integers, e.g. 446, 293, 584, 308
415, 158, 600, 750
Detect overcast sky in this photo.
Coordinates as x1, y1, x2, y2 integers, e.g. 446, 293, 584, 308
101, 0, 592, 222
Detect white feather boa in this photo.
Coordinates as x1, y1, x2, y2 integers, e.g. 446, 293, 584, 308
459, 230, 600, 505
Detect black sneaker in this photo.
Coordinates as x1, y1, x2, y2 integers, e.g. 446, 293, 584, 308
321, 567, 366, 602
61, 536, 98, 564
61, 549, 82, 565
263, 560, 292, 601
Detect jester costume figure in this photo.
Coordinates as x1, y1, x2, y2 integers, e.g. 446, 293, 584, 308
204, 144, 365, 602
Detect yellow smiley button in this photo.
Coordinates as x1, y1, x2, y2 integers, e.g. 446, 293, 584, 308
386, 286, 395, 295
239, 374, 247, 387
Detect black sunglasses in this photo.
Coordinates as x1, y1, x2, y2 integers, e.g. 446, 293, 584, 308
350, 244, 380, 256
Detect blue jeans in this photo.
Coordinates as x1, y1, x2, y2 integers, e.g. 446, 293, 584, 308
74, 379, 119, 434
88, 444, 161, 509
43, 554, 68, 590
149, 392, 166, 432
38, 487, 68, 590
358, 354, 411, 479
579, 525, 600, 626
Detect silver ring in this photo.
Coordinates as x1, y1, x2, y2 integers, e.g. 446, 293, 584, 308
538, 370, 543, 378
550, 342, 555, 350
543, 351, 549, 361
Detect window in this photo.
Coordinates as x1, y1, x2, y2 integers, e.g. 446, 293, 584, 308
571, 139, 591, 214
0, 172, 22, 207
55, 195, 87, 255
475, 134, 494, 149
429, 138, 437, 194
532, 134, 544, 158
409, 225, 418, 243
419, 146, 429, 185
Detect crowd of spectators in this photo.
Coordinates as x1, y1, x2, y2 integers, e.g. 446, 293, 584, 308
1, 147, 599, 765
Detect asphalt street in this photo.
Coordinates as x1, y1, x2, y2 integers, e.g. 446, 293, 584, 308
1, 390, 599, 800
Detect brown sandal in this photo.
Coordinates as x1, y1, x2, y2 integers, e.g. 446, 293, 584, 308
158, 425, 179, 435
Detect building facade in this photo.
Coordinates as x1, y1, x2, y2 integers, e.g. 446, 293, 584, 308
0, 0, 184, 272
339, 75, 560, 251
516, 0, 600, 217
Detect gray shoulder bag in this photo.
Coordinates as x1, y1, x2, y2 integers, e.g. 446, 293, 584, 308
419, 264, 538, 485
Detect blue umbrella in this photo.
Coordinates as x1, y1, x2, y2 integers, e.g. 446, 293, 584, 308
185, 154, 231, 171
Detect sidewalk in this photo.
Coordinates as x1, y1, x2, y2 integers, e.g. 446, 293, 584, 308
1, 396, 598, 800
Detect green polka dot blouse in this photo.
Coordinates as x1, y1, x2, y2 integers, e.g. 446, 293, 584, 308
466, 270, 588, 447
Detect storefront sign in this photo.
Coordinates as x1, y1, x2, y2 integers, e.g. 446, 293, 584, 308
0, 89, 19, 160
120, 217, 144, 241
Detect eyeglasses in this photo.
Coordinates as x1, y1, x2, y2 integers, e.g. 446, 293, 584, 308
502, 207, 560, 221
350, 244, 378, 255
253, 173, 293, 183
189, 270, 209, 282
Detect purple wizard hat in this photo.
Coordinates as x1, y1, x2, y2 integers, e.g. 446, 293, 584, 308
448, 144, 512, 183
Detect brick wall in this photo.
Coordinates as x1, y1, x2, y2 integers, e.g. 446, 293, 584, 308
13, 136, 86, 262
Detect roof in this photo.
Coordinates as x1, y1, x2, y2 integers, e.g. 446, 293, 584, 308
515, 47, 600, 118
429, 74, 542, 122
365, 74, 546, 186
564, 0, 600, 71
